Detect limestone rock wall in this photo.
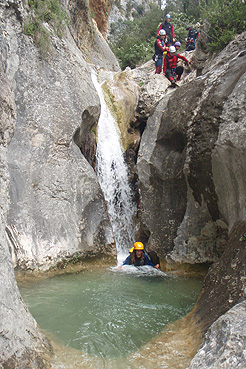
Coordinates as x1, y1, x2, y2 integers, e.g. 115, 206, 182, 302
0, 41, 52, 369
89, 0, 114, 38
1, 0, 115, 270
68, 0, 120, 71
137, 33, 246, 265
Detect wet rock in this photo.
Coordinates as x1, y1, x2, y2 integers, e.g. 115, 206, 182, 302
100, 68, 140, 151
192, 221, 246, 333
188, 300, 246, 369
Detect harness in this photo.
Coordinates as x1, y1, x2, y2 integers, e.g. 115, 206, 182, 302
165, 53, 178, 72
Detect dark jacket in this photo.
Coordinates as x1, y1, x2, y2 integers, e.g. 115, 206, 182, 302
154, 36, 168, 56
158, 21, 175, 41
186, 26, 200, 40
122, 252, 155, 267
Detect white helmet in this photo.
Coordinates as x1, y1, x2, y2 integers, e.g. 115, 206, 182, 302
169, 46, 176, 52
159, 29, 166, 36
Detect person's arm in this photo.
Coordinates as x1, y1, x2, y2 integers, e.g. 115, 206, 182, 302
172, 24, 175, 40
156, 38, 168, 52
157, 23, 162, 35
122, 255, 130, 266
177, 54, 190, 65
145, 254, 160, 269
144, 253, 155, 267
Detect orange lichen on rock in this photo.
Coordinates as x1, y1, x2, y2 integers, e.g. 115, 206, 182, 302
89, 0, 113, 38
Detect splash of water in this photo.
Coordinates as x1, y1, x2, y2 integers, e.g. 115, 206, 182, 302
91, 72, 136, 264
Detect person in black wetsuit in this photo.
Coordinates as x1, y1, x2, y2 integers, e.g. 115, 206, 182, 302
122, 242, 160, 269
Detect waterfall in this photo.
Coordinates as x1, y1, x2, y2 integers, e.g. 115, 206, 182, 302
91, 72, 136, 265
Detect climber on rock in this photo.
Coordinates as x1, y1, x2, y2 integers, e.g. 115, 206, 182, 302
154, 29, 169, 74
186, 22, 200, 51
120, 242, 160, 269
157, 13, 175, 46
163, 46, 190, 87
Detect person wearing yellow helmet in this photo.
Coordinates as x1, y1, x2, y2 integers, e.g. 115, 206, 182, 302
122, 242, 160, 268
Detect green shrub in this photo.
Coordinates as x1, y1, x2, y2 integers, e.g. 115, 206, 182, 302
201, 0, 246, 52
24, 0, 68, 55
109, 5, 196, 69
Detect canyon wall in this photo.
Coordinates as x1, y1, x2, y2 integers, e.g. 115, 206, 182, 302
1, 0, 120, 270
137, 33, 246, 266
0, 0, 118, 364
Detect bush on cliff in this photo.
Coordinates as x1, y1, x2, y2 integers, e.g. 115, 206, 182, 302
109, 5, 195, 69
201, 0, 246, 52
24, 0, 68, 54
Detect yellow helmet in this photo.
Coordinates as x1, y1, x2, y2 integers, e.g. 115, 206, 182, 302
133, 242, 144, 250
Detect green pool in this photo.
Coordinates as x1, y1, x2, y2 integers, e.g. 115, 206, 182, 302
19, 266, 202, 359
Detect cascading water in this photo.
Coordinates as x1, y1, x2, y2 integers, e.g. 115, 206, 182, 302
91, 71, 136, 264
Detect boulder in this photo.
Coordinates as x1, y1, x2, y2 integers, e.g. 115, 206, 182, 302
188, 300, 246, 369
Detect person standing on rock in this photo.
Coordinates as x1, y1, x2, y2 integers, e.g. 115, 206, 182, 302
158, 13, 175, 46
154, 29, 169, 74
186, 22, 200, 51
163, 46, 190, 87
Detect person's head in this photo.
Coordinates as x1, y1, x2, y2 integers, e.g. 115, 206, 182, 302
195, 22, 200, 28
165, 13, 171, 23
169, 45, 176, 55
174, 41, 181, 50
134, 242, 144, 258
159, 29, 166, 39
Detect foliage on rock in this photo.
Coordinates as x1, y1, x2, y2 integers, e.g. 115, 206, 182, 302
109, 4, 195, 69
24, 0, 68, 54
201, 0, 246, 52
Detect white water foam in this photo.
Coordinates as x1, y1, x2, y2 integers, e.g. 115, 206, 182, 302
110, 265, 167, 277
92, 72, 136, 265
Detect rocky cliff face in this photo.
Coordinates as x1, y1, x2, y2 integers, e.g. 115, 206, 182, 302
0, 0, 119, 363
68, 0, 120, 70
1, 0, 120, 270
188, 300, 246, 369
89, 0, 114, 38
135, 32, 246, 366
137, 33, 246, 266
0, 39, 52, 369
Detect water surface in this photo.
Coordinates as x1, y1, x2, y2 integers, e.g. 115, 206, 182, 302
19, 267, 202, 360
